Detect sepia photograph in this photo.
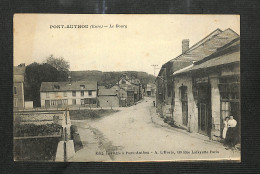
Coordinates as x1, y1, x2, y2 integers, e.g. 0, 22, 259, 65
13, 14, 240, 162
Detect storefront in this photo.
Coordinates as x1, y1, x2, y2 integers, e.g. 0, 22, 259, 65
218, 75, 240, 142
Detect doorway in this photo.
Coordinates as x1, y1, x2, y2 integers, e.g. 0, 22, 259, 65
45, 100, 50, 108
197, 83, 212, 136
180, 86, 188, 126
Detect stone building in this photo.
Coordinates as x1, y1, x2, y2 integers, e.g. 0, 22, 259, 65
118, 74, 142, 105
13, 64, 26, 110
98, 87, 120, 108
40, 81, 98, 108
156, 28, 240, 142
173, 37, 240, 141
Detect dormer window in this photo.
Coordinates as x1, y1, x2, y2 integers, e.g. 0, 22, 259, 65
54, 85, 60, 89
80, 85, 85, 90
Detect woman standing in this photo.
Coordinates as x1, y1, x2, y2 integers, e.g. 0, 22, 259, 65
225, 116, 238, 150
222, 117, 229, 139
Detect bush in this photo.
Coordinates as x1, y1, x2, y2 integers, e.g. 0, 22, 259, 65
14, 123, 62, 137
70, 109, 118, 120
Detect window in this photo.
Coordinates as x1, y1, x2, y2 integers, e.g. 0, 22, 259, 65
72, 99, 76, 105
54, 85, 60, 89
81, 99, 84, 105
88, 91, 92, 96
72, 91, 76, 97
14, 86, 17, 95
180, 86, 188, 102
80, 85, 85, 90
81, 91, 84, 97
62, 99, 68, 105
63, 92, 67, 97
84, 98, 96, 104
46, 92, 49, 98
58, 100, 62, 105
218, 75, 240, 101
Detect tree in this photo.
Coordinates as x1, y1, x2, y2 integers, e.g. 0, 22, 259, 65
24, 62, 68, 107
45, 55, 70, 72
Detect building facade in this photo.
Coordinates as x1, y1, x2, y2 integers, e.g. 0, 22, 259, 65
40, 81, 98, 108
111, 85, 128, 107
146, 83, 156, 97
156, 28, 240, 142
14, 65, 26, 110
98, 87, 120, 108
118, 74, 143, 106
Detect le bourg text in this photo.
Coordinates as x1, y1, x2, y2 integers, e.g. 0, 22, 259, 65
50, 24, 127, 29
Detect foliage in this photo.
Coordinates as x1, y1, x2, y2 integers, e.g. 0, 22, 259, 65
14, 138, 59, 161
70, 109, 119, 120
45, 54, 70, 72
14, 123, 62, 137
71, 71, 156, 88
24, 61, 69, 107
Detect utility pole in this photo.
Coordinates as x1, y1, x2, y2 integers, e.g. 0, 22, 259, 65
151, 64, 158, 77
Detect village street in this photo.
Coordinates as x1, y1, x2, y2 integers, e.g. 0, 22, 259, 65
69, 97, 240, 162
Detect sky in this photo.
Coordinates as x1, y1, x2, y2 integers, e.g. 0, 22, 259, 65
14, 14, 240, 76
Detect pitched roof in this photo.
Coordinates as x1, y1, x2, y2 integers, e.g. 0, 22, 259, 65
172, 28, 239, 62
173, 38, 240, 75
40, 81, 97, 92
98, 88, 117, 96
157, 28, 238, 77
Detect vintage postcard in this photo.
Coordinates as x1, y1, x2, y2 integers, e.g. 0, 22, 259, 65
13, 14, 240, 162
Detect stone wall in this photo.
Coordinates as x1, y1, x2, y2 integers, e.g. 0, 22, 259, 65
173, 75, 197, 132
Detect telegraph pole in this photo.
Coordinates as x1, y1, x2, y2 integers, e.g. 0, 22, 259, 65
151, 64, 158, 77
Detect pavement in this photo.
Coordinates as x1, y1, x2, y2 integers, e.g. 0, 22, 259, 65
69, 97, 240, 162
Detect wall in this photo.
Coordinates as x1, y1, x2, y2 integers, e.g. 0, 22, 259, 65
173, 74, 197, 132
13, 82, 24, 110
209, 74, 221, 140
40, 90, 97, 107
98, 96, 119, 108
25, 101, 33, 109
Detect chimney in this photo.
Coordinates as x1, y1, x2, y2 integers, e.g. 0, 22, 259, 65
182, 39, 189, 53
68, 75, 71, 85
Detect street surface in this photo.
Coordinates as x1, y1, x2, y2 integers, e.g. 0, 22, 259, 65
69, 97, 240, 162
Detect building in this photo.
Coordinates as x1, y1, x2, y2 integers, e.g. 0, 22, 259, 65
13, 64, 26, 110
40, 81, 98, 108
146, 83, 156, 97
156, 28, 240, 142
173, 37, 240, 141
111, 85, 128, 107
98, 87, 120, 108
118, 74, 143, 105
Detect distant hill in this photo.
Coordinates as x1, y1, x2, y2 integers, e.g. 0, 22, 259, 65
70, 71, 155, 87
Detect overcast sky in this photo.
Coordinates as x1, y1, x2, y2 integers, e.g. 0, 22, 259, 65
14, 14, 240, 76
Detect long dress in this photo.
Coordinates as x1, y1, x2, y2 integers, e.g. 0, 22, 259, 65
222, 121, 228, 139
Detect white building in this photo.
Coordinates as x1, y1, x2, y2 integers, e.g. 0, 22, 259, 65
40, 81, 97, 108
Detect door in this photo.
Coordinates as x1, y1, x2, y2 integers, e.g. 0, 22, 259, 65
198, 103, 208, 135
180, 86, 188, 126
45, 100, 50, 108
197, 83, 212, 136
182, 101, 188, 126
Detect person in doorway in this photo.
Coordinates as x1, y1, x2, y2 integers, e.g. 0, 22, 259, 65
222, 116, 229, 140
225, 115, 238, 150
153, 101, 155, 107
